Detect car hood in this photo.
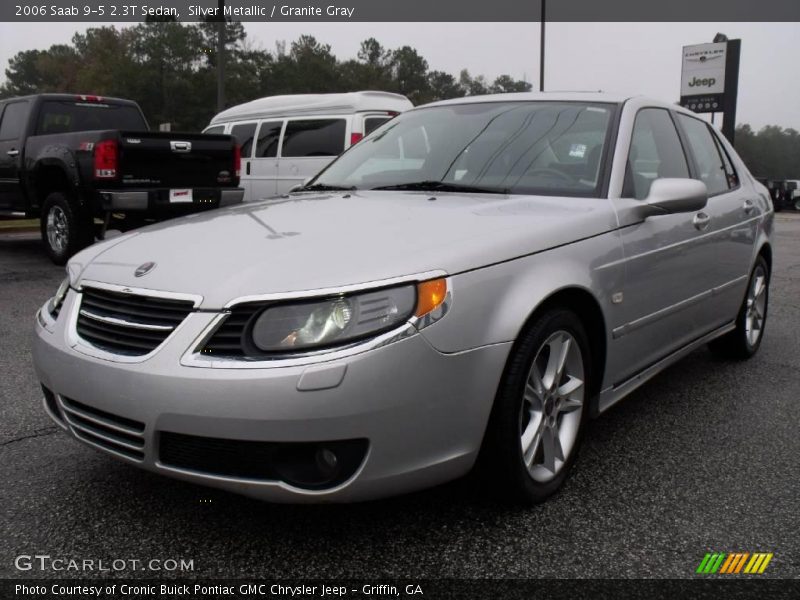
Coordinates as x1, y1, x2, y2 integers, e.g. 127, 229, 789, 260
73, 191, 617, 308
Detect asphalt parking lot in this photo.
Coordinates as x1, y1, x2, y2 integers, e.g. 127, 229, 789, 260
1, 216, 799, 581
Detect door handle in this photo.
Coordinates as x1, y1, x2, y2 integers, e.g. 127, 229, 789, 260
693, 212, 711, 231
743, 199, 755, 214
6, 149, 19, 157
246, 161, 251, 175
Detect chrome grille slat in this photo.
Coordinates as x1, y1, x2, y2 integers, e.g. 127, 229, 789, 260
59, 396, 146, 462
76, 287, 194, 356
61, 397, 145, 435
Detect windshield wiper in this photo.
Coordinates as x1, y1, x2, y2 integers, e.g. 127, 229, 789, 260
370, 180, 508, 194
296, 183, 357, 192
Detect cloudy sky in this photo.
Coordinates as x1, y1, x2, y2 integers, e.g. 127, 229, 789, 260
1, 21, 798, 130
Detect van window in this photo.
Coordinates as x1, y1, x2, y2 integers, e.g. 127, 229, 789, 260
256, 121, 283, 158
204, 125, 225, 135
0, 101, 30, 140
282, 119, 346, 157
230, 122, 258, 158
364, 116, 390, 136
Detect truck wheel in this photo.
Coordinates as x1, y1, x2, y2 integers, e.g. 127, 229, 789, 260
41, 192, 94, 265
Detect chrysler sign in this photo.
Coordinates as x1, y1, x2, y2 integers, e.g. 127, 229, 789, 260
680, 42, 727, 113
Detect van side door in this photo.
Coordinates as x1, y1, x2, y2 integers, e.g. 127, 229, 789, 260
249, 120, 284, 201
276, 117, 348, 194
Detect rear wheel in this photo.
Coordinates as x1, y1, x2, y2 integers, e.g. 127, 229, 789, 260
708, 255, 769, 359
479, 309, 591, 504
40, 192, 94, 265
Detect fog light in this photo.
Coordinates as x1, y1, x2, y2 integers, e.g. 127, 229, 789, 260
316, 448, 339, 476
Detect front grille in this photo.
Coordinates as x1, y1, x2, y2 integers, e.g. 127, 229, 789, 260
76, 287, 194, 356
200, 303, 262, 358
60, 397, 146, 461
160, 431, 368, 490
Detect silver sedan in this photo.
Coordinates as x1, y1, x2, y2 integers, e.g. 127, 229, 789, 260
33, 93, 773, 503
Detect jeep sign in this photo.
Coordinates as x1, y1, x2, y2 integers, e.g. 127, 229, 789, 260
681, 42, 726, 96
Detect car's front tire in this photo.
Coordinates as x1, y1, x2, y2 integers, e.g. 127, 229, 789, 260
709, 255, 769, 359
479, 308, 591, 504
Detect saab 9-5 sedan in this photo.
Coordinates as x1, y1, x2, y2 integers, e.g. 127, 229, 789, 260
33, 93, 772, 503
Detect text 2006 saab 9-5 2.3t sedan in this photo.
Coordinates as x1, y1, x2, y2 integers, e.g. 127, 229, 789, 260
34, 93, 772, 503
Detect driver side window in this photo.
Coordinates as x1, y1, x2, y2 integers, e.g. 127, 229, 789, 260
624, 108, 690, 200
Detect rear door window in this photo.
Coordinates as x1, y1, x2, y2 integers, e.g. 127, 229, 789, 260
230, 122, 258, 158
0, 101, 30, 140
255, 121, 283, 158
676, 114, 734, 196
281, 119, 346, 157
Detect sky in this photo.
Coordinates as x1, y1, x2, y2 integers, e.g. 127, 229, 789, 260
0, 21, 798, 130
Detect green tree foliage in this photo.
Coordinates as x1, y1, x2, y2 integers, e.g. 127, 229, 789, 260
735, 124, 800, 179
0, 22, 532, 131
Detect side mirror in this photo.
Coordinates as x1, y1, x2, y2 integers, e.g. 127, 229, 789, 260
643, 178, 708, 215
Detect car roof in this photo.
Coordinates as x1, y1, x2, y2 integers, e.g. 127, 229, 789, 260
419, 91, 634, 109
209, 91, 414, 125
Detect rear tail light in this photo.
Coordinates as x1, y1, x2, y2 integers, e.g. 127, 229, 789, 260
93, 140, 118, 179
234, 144, 242, 177
350, 132, 364, 146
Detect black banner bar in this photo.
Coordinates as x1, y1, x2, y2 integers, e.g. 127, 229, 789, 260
2, 0, 800, 23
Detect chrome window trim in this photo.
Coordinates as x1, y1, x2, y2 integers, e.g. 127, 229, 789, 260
181, 271, 451, 369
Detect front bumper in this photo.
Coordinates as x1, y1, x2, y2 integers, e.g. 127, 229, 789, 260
98, 188, 244, 212
32, 292, 511, 502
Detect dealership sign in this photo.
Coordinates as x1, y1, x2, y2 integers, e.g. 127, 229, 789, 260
680, 42, 727, 112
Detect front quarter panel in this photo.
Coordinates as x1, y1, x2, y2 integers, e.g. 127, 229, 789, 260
419, 228, 624, 375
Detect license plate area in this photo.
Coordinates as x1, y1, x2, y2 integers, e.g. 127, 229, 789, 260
169, 189, 193, 203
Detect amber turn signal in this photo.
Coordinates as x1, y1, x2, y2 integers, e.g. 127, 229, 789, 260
415, 278, 448, 317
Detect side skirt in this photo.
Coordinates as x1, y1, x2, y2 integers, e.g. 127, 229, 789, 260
594, 321, 736, 416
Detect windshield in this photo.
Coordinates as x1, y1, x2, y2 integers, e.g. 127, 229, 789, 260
309, 101, 615, 196
35, 101, 148, 135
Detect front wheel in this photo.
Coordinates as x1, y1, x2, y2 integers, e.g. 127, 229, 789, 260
478, 309, 591, 504
708, 255, 769, 359
40, 192, 94, 265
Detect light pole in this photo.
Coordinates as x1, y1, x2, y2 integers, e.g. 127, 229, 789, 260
216, 0, 226, 112
539, 0, 546, 92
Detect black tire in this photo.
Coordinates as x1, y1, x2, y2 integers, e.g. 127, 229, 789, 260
477, 308, 592, 504
708, 255, 769, 360
40, 192, 94, 265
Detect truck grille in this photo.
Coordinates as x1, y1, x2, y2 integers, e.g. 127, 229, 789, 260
77, 287, 194, 356
60, 396, 146, 461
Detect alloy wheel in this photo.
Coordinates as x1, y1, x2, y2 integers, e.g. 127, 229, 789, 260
46, 205, 69, 254
519, 330, 585, 482
745, 265, 767, 348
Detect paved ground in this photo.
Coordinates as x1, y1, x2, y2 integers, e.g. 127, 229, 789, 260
1, 217, 798, 580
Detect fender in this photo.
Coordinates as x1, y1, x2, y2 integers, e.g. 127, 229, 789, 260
28, 145, 82, 210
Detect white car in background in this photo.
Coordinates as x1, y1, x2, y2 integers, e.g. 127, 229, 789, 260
204, 91, 413, 200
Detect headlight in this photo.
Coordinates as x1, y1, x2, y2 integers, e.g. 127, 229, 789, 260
47, 276, 70, 317
249, 279, 447, 353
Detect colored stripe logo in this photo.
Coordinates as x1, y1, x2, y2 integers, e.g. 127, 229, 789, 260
696, 552, 773, 574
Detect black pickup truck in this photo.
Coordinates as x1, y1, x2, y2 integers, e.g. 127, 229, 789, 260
0, 93, 243, 264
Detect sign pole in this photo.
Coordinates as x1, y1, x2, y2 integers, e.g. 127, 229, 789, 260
539, 0, 546, 92
721, 39, 740, 144
216, 0, 226, 112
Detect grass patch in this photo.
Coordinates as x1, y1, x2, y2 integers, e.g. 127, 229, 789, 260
0, 218, 38, 230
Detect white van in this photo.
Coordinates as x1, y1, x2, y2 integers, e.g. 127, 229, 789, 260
204, 91, 413, 200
